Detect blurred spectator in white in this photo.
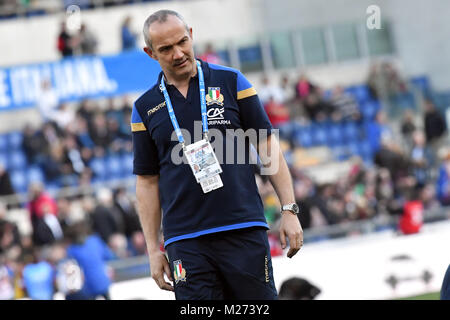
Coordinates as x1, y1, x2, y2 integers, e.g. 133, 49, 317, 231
329, 85, 360, 121
76, 23, 98, 55
57, 21, 75, 58
121, 16, 137, 51
198, 43, 221, 64
280, 74, 296, 105
36, 78, 59, 124
52, 103, 75, 131
258, 75, 284, 106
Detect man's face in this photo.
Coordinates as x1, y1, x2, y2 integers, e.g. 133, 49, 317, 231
144, 15, 195, 81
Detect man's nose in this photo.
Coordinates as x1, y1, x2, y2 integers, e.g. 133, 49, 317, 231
173, 46, 184, 60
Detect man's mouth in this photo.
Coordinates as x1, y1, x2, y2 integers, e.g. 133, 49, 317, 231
174, 59, 188, 67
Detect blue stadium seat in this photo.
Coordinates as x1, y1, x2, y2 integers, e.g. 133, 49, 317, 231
106, 155, 122, 179
410, 76, 431, 97
311, 124, 328, 146
326, 123, 344, 147
293, 126, 313, 148
342, 121, 359, 142
122, 153, 134, 177
0, 152, 7, 168
0, 134, 7, 152
346, 85, 370, 103
27, 166, 45, 184
10, 170, 28, 194
8, 150, 27, 170
89, 157, 107, 180
360, 100, 380, 121
7, 131, 23, 150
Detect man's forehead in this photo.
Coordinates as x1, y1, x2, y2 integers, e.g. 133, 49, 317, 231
148, 15, 187, 37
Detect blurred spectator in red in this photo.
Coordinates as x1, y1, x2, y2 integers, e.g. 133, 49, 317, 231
27, 182, 62, 246
57, 21, 75, 58
264, 96, 290, 128
295, 74, 315, 101
399, 187, 424, 235
198, 43, 221, 64
121, 16, 137, 51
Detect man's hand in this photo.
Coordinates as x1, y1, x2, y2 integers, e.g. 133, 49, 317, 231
149, 250, 174, 291
279, 212, 303, 258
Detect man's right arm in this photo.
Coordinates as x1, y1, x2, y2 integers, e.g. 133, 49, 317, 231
136, 174, 173, 291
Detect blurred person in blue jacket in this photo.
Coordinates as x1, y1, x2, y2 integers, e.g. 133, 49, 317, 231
22, 247, 55, 300
121, 16, 137, 51
65, 219, 115, 300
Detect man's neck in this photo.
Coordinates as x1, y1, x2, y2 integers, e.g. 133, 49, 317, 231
164, 64, 197, 90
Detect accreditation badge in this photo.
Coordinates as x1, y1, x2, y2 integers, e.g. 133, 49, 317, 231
184, 139, 223, 193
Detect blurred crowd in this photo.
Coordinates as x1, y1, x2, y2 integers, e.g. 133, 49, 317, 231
0, 42, 449, 298
0, 181, 146, 300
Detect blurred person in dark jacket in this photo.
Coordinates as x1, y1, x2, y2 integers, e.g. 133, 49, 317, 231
91, 188, 124, 244
423, 100, 447, 150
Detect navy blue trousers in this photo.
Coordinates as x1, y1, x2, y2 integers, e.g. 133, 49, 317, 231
166, 227, 278, 300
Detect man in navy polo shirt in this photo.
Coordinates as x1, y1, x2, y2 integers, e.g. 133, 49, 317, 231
132, 9, 303, 300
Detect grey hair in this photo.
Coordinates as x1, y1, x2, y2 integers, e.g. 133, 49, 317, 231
142, 9, 189, 49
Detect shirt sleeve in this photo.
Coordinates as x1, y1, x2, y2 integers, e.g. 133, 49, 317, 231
236, 71, 273, 134
131, 103, 160, 175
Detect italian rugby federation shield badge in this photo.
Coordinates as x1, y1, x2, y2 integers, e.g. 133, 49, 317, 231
206, 87, 224, 106
173, 260, 187, 284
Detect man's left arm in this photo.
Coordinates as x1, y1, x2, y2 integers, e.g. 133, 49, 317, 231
257, 134, 303, 258
234, 70, 303, 258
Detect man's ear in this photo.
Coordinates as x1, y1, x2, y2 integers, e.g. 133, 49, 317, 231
189, 27, 193, 40
144, 46, 156, 60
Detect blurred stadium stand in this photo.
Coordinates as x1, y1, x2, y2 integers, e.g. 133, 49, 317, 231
0, 0, 449, 299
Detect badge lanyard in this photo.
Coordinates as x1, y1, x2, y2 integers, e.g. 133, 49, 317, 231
160, 60, 208, 149
159, 60, 223, 193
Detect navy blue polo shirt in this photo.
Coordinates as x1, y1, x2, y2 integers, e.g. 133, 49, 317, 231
131, 59, 273, 247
